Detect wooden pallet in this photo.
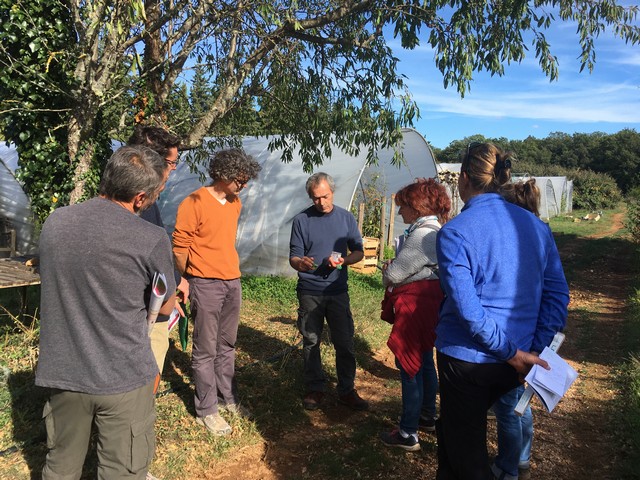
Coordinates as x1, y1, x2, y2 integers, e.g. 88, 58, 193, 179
350, 237, 380, 274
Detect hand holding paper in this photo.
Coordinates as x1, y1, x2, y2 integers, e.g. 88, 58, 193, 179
524, 346, 578, 412
515, 332, 565, 415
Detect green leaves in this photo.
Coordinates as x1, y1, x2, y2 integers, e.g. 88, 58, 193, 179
0, 0, 77, 223
2, 0, 640, 218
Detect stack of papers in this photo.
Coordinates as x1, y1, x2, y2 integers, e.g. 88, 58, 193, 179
147, 272, 167, 331
524, 346, 578, 412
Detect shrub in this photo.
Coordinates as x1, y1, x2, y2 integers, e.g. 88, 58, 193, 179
515, 162, 621, 211
571, 170, 622, 210
626, 188, 640, 243
351, 173, 388, 239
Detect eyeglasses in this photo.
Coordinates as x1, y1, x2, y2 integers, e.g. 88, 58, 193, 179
165, 158, 179, 167
233, 178, 249, 189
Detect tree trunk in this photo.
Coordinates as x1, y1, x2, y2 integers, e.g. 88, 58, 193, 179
144, 0, 163, 113
67, 99, 98, 205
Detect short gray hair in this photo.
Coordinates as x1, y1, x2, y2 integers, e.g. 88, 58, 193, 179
305, 172, 335, 197
99, 145, 166, 202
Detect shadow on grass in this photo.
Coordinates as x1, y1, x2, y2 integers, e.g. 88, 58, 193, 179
553, 232, 636, 296
228, 321, 412, 480
160, 338, 196, 414
354, 335, 398, 381
554, 231, 637, 370
4, 369, 48, 478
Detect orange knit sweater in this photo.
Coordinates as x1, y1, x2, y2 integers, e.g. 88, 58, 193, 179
173, 186, 241, 279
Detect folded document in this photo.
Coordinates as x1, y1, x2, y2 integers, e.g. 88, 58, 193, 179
524, 346, 578, 412
147, 272, 168, 331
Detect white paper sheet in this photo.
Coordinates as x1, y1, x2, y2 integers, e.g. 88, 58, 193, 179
524, 346, 578, 412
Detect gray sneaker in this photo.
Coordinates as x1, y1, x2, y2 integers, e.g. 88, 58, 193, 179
195, 413, 232, 436
219, 403, 252, 419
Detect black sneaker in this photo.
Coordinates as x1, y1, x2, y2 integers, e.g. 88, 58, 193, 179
418, 415, 436, 432
380, 428, 420, 452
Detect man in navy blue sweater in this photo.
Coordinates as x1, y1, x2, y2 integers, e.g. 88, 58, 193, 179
289, 172, 368, 412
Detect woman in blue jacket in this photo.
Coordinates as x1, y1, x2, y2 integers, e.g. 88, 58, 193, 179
435, 143, 569, 480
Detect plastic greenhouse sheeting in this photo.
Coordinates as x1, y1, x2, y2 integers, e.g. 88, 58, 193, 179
537, 178, 558, 219
0, 143, 37, 255
157, 128, 438, 276
436, 162, 463, 216
525, 176, 573, 219
435, 163, 571, 220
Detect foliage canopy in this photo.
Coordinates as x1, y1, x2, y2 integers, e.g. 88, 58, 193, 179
1, 0, 639, 221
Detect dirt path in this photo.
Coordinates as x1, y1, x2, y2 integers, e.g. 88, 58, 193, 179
527, 228, 631, 479
587, 212, 625, 239
199, 223, 633, 480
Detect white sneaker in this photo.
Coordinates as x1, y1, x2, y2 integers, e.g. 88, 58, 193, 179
146, 472, 161, 480
195, 413, 232, 436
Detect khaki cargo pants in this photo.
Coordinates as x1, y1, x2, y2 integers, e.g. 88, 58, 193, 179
41, 380, 156, 479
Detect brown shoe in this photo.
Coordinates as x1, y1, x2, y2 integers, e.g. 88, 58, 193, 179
303, 391, 324, 410
338, 389, 369, 411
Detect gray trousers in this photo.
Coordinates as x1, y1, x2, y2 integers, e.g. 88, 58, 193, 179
296, 292, 356, 395
190, 277, 241, 417
41, 380, 156, 480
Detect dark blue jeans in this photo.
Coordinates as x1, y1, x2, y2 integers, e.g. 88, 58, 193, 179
296, 292, 356, 396
397, 349, 438, 435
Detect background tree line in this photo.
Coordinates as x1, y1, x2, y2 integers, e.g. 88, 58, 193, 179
432, 130, 640, 210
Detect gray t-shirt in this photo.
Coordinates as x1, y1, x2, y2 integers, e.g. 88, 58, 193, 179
35, 197, 176, 395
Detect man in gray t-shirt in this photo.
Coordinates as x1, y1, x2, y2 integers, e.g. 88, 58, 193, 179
35, 146, 176, 479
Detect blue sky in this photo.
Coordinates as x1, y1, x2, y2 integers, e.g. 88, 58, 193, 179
389, 19, 640, 150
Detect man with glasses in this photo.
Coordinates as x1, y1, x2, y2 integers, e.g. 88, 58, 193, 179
173, 148, 261, 436
127, 125, 189, 374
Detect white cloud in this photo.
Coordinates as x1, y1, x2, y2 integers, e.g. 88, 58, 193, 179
407, 76, 640, 123
607, 50, 640, 66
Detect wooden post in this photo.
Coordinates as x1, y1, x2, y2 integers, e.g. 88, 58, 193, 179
387, 194, 396, 248
379, 196, 387, 262
357, 202, 365, 234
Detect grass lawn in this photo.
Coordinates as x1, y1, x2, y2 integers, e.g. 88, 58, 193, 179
1, 204, 639, 478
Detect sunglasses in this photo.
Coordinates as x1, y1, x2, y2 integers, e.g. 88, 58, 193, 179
460, 142, 483, 174
467, 141, 482, 154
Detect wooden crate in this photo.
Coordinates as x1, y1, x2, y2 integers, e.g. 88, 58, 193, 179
350, 237, 380, 274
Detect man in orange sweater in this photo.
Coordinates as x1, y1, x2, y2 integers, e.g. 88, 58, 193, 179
173, 149, 261, 436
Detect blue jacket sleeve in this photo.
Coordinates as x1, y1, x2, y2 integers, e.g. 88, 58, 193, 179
532, 230, 569, 352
